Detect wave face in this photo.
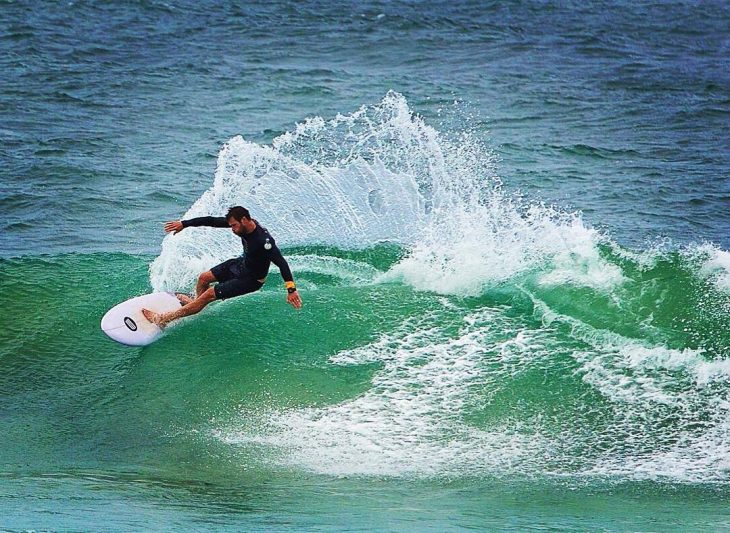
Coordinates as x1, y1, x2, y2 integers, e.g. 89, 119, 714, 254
142, 94, 730, 483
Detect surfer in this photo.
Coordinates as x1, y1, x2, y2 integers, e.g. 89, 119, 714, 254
142, 206, 302, 327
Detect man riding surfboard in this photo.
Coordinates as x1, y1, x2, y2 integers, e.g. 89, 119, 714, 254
142, 206, 302, 327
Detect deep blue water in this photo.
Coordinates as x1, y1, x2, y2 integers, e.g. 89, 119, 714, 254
2, 0, 728, 256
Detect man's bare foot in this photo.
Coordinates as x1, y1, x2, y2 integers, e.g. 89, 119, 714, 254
175, 293, 194, 306
142, 308, 167, 328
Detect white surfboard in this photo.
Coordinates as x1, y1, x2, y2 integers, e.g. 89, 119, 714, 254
101, 292, 183, 346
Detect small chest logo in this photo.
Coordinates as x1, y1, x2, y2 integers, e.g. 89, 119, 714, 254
124, 317, 138, 331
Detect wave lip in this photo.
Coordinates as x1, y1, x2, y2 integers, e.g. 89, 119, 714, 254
696, 244, 730, 293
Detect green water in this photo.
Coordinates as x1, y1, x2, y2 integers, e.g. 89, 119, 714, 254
2, 473, 728, 531
2, 245, 729, 530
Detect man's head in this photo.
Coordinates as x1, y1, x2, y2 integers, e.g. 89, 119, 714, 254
226, 206, 254, 236
226, 206, 251, 221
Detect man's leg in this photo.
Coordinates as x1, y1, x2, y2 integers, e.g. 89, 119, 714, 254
143, 287, 216, 327
176, 270, 216, 306
196, 270, 217, 298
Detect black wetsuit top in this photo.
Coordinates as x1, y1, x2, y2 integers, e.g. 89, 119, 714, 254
181, 217, 294, 282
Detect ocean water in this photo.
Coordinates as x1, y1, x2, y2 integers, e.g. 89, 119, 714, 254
1, 1, 729, 531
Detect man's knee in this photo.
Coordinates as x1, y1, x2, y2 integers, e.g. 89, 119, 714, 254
198, 270, 216, 284
186, 287, 216, 313
199, 287, 217, 303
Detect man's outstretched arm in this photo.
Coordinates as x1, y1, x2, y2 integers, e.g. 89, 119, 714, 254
163, 217, 229, 234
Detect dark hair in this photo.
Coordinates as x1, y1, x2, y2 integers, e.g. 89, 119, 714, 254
226, 206, 251, 221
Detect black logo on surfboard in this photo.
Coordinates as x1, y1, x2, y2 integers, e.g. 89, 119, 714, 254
124, 317, 138, 331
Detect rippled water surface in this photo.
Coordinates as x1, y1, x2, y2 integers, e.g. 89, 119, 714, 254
2, 1, 729, 530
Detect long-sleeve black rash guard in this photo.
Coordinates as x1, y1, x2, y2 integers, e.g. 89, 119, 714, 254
181, 216, 294, 282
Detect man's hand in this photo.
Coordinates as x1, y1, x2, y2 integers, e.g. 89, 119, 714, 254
287, 290, 302, 310
164, 220, 184, 234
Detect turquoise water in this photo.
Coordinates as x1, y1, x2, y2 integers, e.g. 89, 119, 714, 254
2, 1, 730, 530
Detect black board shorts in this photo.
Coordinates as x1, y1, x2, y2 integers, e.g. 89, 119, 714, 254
210, 258, 264, 300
